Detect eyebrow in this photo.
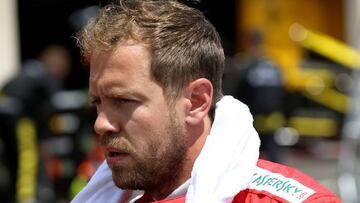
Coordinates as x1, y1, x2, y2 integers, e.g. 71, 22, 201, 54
89, 87, 145, 101
88, 93, 97, 101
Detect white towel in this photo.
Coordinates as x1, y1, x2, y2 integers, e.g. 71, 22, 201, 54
71, 161, 132, 203
71, 96, 260, 203
186, 96, 260, 203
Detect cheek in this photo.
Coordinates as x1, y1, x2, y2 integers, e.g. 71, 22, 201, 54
128, 105, 170, 131
121, 102, 179, 147
121, 114, 162, 146
126, 115, 172, 152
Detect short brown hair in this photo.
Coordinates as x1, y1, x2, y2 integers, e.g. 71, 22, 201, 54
77, 0, 224, 111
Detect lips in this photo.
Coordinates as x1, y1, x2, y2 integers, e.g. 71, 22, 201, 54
108, 151, 122, 157
103, 147, 130, 167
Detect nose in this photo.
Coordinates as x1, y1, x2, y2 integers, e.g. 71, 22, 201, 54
94, 111, 120, 136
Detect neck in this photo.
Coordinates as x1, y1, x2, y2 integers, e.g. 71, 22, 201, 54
147, 116, 212, 200
147, 178, 189, 201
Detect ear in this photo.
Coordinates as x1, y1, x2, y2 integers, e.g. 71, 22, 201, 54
185, 78, 213, 125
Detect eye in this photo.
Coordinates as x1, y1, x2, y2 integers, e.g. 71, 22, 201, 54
111, 97, 133, 106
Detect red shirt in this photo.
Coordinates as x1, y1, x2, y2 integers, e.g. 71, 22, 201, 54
134, 159, 341, 203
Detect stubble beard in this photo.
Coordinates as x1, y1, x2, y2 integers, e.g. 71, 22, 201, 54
109, 113, 187, 194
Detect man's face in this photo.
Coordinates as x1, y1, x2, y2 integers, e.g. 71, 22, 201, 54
89, 43, 188, 191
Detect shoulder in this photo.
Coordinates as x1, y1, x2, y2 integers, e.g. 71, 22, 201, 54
233, 159, 341, 203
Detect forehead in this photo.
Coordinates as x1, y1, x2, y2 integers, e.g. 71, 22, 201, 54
90, 44, 151, 88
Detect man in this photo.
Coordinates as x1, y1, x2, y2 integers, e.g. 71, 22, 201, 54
72, 0, 340, 202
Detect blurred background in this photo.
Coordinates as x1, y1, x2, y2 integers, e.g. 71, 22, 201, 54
0, 0, 359, 202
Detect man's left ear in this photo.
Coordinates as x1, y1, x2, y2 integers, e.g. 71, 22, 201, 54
185, 78, 213, 125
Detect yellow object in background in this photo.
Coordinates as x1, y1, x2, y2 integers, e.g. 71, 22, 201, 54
237, 0, 344, 89
16, 118, 38, 203
69, 176, 88, 199
254, 112, 285, 133
288, 116, 339, 137
289, 23, 360, 69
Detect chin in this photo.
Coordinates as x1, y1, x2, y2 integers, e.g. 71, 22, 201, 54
111, 169, 146, 190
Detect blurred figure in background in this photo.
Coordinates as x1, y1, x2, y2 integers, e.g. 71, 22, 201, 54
2, 44, 70, 120
226, 31, 285, 162
0, 44, 71, 203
